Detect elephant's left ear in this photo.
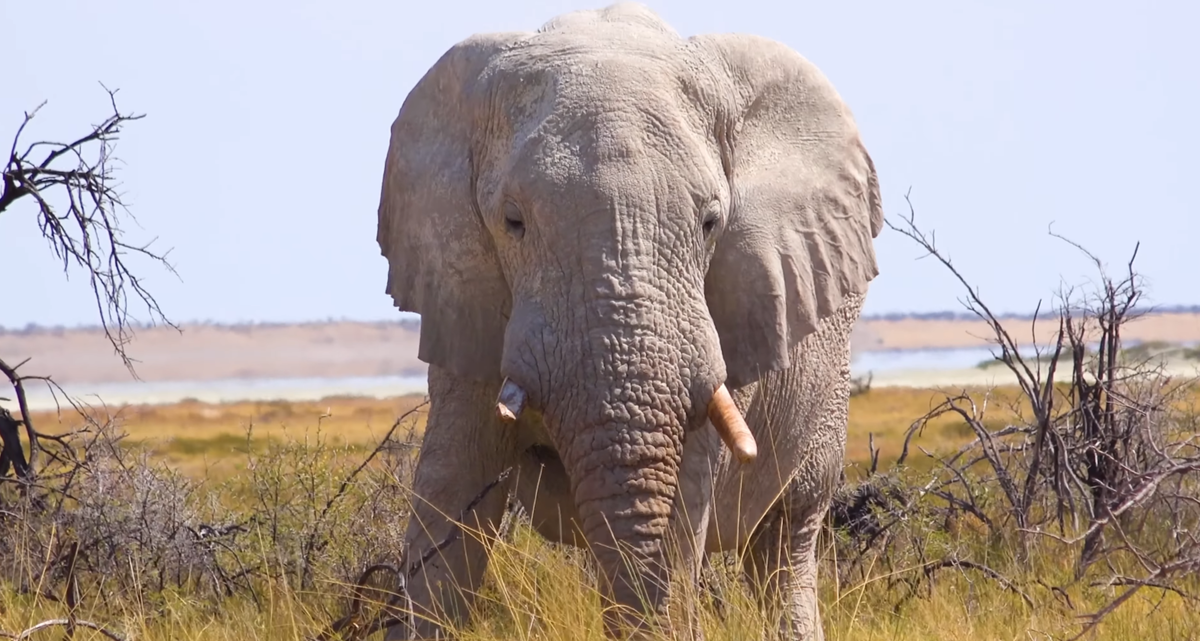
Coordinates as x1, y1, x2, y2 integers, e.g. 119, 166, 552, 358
694, 34, 884, 389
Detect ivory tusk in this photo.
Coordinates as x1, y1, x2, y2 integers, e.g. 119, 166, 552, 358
495, 378, 526, 423
707, 383, 758, 463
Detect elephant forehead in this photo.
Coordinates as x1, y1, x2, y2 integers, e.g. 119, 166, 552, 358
515, 104, 699, 175
498, 76, 713, 183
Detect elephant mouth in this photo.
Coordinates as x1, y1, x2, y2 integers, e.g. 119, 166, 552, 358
493, 377, 757, 463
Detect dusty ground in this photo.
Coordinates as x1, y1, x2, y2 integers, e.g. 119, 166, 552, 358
1, 312, 1197, 384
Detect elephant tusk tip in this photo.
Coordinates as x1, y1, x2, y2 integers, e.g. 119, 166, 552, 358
495, 378, 526, 424
708, 383, 758, 464
496, 404, 518, 423
732, 439, 757, 463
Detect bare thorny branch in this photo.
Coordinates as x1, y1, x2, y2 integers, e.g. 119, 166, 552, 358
0, 356, 85, 485
2, 83, 178, 375
0, 618, 127, 641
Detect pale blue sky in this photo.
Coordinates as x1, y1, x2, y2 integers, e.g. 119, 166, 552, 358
2, 0, 1196, 328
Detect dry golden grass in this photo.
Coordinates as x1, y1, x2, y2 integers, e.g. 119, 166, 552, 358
11, 384, 1199, 640
33, 383, 1199, 480
29, 395, 429, 478
844, 385, 1023, 463
2, 519, 1195, 641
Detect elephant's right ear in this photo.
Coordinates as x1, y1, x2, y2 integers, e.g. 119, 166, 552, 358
695, 34, 883, 389
376, 35, 519, 380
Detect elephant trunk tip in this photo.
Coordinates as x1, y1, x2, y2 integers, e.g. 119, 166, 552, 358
708, 383, 757, 463
496, 377, 527, 423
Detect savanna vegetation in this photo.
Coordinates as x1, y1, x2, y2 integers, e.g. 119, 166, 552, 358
2, 379, 1197, 640
5, 243, 1199, 641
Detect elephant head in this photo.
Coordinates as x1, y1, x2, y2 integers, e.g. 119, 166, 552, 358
377, 2, 882, 631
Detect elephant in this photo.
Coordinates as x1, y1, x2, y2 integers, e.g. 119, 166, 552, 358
374, 3, 883, 640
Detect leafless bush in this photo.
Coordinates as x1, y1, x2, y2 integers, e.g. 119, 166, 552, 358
825, 192, 1200, 638
0, 356, 427, 635
237, 412, 421, 592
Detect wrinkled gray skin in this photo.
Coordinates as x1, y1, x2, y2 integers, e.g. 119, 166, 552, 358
375, 4, 882, 640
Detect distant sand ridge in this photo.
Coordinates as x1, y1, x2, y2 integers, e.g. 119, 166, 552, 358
2, 312, 1197, 385
853, 312, 1200, 352
0, 322, 424, 384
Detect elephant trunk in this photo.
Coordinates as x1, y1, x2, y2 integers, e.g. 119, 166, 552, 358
556, 335, 734, 635
497, 267, 750, 635
565, 411, 682, 636
495, 318, 697, 634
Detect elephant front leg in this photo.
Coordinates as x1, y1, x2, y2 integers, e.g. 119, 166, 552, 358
742, 500, 829, 641
389, 366, 516, 641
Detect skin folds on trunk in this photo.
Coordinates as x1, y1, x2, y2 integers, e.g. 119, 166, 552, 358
556, 398, 684, 636
502, 301, 712, 635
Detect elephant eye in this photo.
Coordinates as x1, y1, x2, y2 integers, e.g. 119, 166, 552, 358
503, 200, 526, 240
701, 206, 721, 237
